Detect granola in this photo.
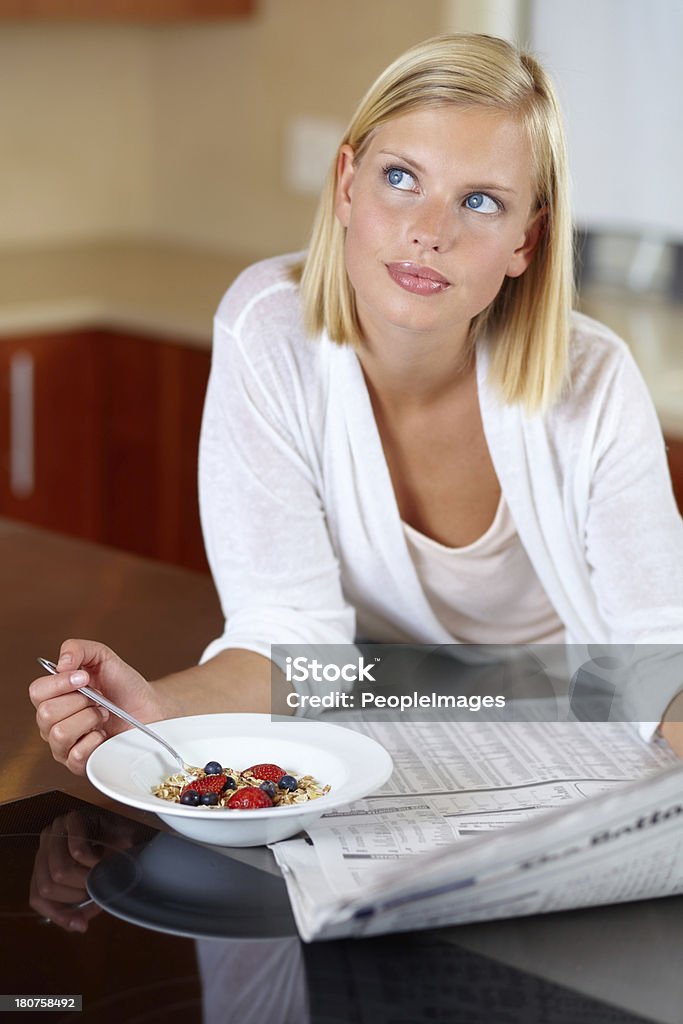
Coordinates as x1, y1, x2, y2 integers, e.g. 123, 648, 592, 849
151, 759, 330, 810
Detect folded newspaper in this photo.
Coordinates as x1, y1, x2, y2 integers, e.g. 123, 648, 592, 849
270, 719, 683, 942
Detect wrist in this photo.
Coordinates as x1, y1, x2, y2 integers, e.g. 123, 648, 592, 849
147, 679, 184, 722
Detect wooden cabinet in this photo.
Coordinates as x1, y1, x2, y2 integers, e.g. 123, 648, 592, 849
665, 435, 683, 513
0, 330, 211, 572
0, 0, 253, 19
2, 329, 681, 576
99, 331, 210, 571
0, 333, 102, 541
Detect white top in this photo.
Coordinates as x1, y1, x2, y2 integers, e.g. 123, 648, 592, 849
198, 254, 683, 722
403, 496, 565, 644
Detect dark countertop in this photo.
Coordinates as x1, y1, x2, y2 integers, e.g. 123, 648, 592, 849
0, 516, 223, 809
2, 517, 681, 1023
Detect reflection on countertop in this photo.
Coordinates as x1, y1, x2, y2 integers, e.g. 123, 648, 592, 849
0, 242, 681, 434
3, 790, 662, 1024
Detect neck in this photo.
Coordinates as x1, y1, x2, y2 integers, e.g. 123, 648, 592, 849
356, 319, 475, 410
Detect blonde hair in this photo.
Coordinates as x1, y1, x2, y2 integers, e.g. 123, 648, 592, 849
296, 33, 574, 411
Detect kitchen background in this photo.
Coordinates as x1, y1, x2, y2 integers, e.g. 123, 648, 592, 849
1, 0, 681, 572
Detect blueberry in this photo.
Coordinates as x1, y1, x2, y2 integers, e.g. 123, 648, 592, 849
259, 781, 277, 798
278, 774, 298, 792
201, 792, 219, 806
180, 790, 200, 806
223, 776, 237, 790
204, 761, 223, 775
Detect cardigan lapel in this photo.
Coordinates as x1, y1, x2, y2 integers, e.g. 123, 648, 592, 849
475, 340, 608, 644
333, 341, 456, 644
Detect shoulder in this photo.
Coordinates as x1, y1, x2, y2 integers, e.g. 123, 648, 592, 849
211, 252, 328, 413
539, 311, 661, 460
214, 252, 305, 337
566, 311, 631, 391
552, 311, 644, 423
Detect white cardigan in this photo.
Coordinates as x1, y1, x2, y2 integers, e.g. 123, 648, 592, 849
198, 254, 683, 718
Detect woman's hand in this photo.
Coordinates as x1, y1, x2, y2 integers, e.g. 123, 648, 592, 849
29, 639, 166, 775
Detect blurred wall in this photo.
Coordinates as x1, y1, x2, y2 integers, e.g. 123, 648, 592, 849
0, 25, 155, 244
0, 0, 463, 258
442, 0, 526, 38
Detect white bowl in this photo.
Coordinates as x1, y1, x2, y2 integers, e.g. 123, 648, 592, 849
86, 713, 393, 847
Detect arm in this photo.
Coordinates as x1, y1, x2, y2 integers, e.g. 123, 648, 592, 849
583, 344, 683, 738
584, 350, 683, 639
196, 301, 355, 663
30, 640, 291, 776
31, 269, 354, 773
150, 648, 290, 717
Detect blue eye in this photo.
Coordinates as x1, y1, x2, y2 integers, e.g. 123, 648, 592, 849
465, 193, 499, 213
385, 166, 416, 190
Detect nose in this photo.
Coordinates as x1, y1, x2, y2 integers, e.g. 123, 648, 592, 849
410, 198, 454, 253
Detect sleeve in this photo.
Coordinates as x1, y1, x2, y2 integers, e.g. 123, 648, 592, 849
583, 347, 683, 724
197, 316, 356, 690
584, 346, 683, 640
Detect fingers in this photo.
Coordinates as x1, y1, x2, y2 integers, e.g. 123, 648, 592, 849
34, 688, 108, 739
56, 638, 115, 674
29, 667, 90, 709
42, 900, 102, 933
53, 709, 107, 774
29, 819, 104, 933
51, 638, 149, 707
30, 663, 112, 772
30, 639, 151, 775
44, 829, 91, 897
34, 697, 108, 775
30, 829, 90, 930
64, 727, 109, 775
30, 883, 89, 932
64, 812, 102, 869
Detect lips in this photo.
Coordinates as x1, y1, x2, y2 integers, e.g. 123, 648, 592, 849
385, 262, 451, 295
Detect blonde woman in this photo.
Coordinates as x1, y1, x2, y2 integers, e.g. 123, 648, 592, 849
30, 34, 683, 770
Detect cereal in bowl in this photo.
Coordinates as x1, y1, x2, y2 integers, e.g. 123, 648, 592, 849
151, 760, 330, 809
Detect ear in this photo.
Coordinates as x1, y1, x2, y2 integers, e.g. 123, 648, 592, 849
334, 144, 356, 229
505, 205, 547, 278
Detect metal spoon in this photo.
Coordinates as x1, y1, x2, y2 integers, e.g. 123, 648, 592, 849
37, 658, 201, 776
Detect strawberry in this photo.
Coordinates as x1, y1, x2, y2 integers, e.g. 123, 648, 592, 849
246, 763, 286, 782
227, 786, 273, 810
180, 774, 228, 798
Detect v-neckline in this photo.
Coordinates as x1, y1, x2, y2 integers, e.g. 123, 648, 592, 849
334, 338, 500, 644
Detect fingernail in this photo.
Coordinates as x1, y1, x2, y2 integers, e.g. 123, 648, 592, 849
58, 653, 73, 668
68, 919, 86, 932
70, 671, 87, 686
98, 708, 109, 721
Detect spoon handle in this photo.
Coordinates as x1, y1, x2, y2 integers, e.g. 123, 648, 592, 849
37, 658, 187, 774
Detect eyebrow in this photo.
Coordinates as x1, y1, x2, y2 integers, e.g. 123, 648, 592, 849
378, 150, 519, 194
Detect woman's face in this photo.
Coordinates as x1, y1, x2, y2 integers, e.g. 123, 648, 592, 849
334, 104, 544, 349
